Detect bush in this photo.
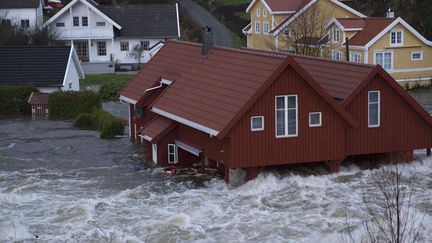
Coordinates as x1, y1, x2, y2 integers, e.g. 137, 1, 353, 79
99, 80, 129, 101
48, 91, 101, 119
0, 85, 38, 115
73, 109, 124, 139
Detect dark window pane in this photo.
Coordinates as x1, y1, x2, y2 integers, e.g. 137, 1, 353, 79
369, 103, 379, 126
369, 91, 379, 103
310, 113, 320, 125
288, 109, 296, 135
276, 110, 285, 136
276, 97, 285, 109
287, 96, 296, 109
73, 17, 79, 26
82, 17, 88, 26
252, 117, 263, 129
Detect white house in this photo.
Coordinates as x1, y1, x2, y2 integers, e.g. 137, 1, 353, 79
0, 0, 43, 30
44, 0, 181, 74
0, 46, 84, 93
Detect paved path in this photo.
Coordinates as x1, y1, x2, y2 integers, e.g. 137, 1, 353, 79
178, 0, 234, 48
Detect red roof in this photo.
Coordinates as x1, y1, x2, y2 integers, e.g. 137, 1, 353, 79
337, 17, 395, 46
138, 115, 176, 142
120, 41, 205, 102
264, 0, 311, 12
28, 92, 49, 105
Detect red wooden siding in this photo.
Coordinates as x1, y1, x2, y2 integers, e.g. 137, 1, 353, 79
229, 67, 348, 168
346, 75, 432, 155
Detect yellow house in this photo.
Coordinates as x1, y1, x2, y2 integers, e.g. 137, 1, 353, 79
243, 0, 365, 53
325, 17, 432, 86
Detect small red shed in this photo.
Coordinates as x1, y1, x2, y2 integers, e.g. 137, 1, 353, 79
28, 92, 50, 118
120, 40, 432, 184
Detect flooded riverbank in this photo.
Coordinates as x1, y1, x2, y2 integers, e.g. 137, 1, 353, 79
1, 90, 431, 242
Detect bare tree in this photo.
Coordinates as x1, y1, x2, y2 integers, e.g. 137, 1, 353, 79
345, 162, 424, 243
129, 43, 146, 64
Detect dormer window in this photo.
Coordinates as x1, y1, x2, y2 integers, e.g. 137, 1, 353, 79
390, 30, 403, 45
263, 9, 267, 17
332, 28, 340, 43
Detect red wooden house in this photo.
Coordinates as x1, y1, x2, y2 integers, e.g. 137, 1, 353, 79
120, 40, 432, 184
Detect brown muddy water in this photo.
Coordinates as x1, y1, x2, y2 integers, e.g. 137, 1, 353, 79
0, 91, 432, 242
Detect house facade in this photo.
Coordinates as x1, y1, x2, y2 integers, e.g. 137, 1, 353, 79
0, 0, 43, 30
44, 0, 180, 74
120, 40, 432, 184
0, 46, 84, 93
242, 0, 365, 52
325, 17, 432, 86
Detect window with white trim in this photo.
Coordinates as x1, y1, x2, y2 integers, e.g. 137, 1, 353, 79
256, 9, 261, 17
375, 51, 392, 70
96, 21, 106, 26
73, 16, 79, 26
97, 41, 106, 56
21, 19, 30, 28
263, 9, 267, 17
390, 30, 403, 45
82, 17, 88, 26
368, 91, 380, 128
251, 116, 264, 131
331, 51, 342, 60
120, 41, 129, 51
283, 28, 291, 37
332, 28, 340, 43
350, 53, 361, 63
309, 112, 322, 127
140, 40, 150, 50
275, 95, 298, 137
411, 51, 423, 61
255, 21, 260, 34
56, 22, 65, 27
263, 22, 269, 34
168, 144, 178, 164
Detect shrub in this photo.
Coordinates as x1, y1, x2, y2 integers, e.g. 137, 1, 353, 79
99, 80, 128, 101
0, 85, 38, 115
48, 91, 101, 119
73, 109, 124, 139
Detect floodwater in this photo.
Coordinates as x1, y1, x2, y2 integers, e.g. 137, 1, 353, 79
0, 91, 432, 242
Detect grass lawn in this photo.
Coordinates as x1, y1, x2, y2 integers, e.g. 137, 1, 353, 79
81, 74, 134, 86
216, 0, 251, 6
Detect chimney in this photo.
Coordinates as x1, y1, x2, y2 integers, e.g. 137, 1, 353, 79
386, 9, 395, 18
202, 26, 213, 56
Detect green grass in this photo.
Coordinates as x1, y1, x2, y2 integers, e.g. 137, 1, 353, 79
230, 30, 247, 48
81, 74, 134, 86
234, 11, 249, 21
216, 0, 251, 6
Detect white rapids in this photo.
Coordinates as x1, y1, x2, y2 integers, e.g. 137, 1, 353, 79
1, 155, 432, 242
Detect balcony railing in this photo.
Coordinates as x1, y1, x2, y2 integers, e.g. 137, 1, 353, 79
55, 28, 114, 39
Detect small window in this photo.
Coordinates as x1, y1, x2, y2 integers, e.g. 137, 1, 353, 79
168, 144, 178, 164
82, 17, 88, 26
97, 41, 106, 56
283, 28, 291, 37
411, 51, 423, 61
96, 21, 106, 27
368, 91, 380, 128
251, 116, 264, 131
350, 53, 361, 63
275, 95, 298, 137
1, 19, 11, 26
73, 16, 79, 26
256, 9, 261, 17
68, 83, 72, 90
332, 51, 342, 60
309, 112, 322, 127
255, 21, 260, 34
263, 9, 267, 17
263, 22, 269, 34
332, 28, 340, 43
390, 30, 403, 45
21, 19, 30, 28
140, 40, 150, 50
375, 51, 392, 70
120, 41, 129, 51
56, 22, 65, 27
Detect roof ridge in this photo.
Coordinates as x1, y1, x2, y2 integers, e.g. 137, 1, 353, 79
167, 40, 202, 47
291, 54, 375, 68
214, 46, 287, 59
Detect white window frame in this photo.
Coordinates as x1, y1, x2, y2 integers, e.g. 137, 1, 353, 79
21, 19, 30, 28
251, 116, 264, 132
263, 22, 269, 34
374, 51, 393, 71
411, 51, 423, 61
275, 95, 298, 138
309, 112, 322, 127
263, 9, 267, 17
350, 52, 361, 63
73, 16, 79, 26
152, 143, 158, 163
55, 22, 65, 27
255, 21, 260, 34
256, 9, 261, 17
120, 41, 129, 52
168, 144, 178, 164
390, 29, 403, 46
81, 16, 88, 27
97, 41, 107, 56
96, 21, 106, 27
368, 91, 380, 128
140, 40, 150, 50
332, 28, 340, 43
331, 51, 342, 60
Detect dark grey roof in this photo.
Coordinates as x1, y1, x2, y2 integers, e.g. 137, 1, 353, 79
97, 4, 179, 39
0, 0, 40, 8
0, 46, 70, 87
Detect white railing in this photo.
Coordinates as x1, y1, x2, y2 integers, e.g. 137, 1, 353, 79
55, 28, 114, 39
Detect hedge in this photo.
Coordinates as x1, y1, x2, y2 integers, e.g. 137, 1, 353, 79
48, 91, 101, 119
0, 85, 38, 115
74, 109, 124, 139
99, 80, 129, 101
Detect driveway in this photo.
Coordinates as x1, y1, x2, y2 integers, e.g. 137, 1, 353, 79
178, 0, 234, 48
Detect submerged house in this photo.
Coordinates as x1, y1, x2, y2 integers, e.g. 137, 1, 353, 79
120, 38, 432, 184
